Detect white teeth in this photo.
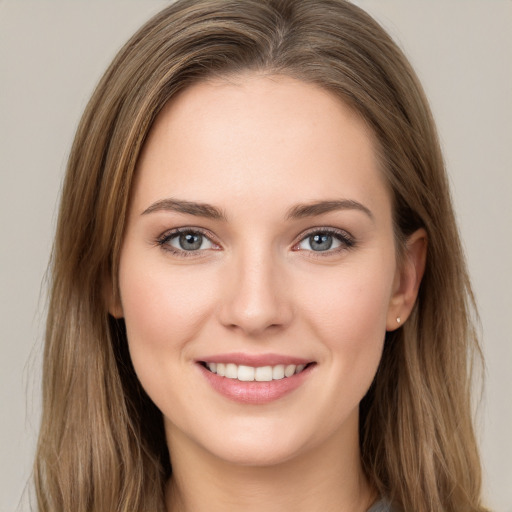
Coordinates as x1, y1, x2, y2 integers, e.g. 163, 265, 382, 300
284, 364, 296, 377
225, 363, 238, 379
216, 363, 226, 377
255, 366, 273, 382
205, 362, 309, 381
237, 365, 255, 381
272, 364, 285, 380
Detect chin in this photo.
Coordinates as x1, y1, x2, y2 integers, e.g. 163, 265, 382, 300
167, 414, 313, 468
205, 435, 307, 468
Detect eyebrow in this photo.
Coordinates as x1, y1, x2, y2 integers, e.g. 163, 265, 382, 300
141, 198, 227, 220
285, 199, 374, 222
141, 197, 374, 222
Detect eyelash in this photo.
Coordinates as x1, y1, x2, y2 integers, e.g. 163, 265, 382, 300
292, 227, 356, 256
156, 227, 356, 257
156, 227, 220, 257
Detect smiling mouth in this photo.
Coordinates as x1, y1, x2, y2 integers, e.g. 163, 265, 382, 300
200, 362, 314, 382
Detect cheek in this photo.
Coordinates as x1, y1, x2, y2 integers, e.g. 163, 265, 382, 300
299, 254, 395, 381
117, 253, 216, 378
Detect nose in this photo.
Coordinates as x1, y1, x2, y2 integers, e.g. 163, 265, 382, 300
217, 246, 293, 337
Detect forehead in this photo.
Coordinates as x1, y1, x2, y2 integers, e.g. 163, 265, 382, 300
132, 74, 390, 217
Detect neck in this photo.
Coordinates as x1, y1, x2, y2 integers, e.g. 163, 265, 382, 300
165, 418, 375, 512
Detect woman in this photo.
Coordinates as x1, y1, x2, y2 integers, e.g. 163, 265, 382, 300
34, 1, 488, 511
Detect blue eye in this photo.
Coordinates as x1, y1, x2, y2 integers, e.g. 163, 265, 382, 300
297, 230, 354, 252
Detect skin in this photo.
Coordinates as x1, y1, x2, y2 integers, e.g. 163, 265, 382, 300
110, 74, 426, 512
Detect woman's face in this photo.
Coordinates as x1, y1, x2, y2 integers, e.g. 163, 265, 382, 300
114, 75, 405, 466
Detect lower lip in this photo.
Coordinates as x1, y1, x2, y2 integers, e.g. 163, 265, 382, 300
198, 364, 314, 404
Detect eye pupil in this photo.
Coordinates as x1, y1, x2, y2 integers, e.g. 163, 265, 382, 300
310, 233, 333, 251
179, 232, 203, 250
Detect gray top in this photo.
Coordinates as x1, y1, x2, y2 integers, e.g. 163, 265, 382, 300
367, 500, 393, 512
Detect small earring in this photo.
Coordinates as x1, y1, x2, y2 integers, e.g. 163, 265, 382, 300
396, 317, 401, 324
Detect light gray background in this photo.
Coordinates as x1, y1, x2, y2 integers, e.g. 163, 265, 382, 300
1, 1, 510, 511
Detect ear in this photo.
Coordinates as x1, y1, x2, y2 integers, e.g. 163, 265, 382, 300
386, 228, 427, 331
105, 276, 124, 319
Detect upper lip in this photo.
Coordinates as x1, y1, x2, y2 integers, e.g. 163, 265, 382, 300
196, 352, 313, 367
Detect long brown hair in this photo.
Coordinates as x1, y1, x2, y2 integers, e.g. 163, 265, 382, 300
34, 1, 487, 511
